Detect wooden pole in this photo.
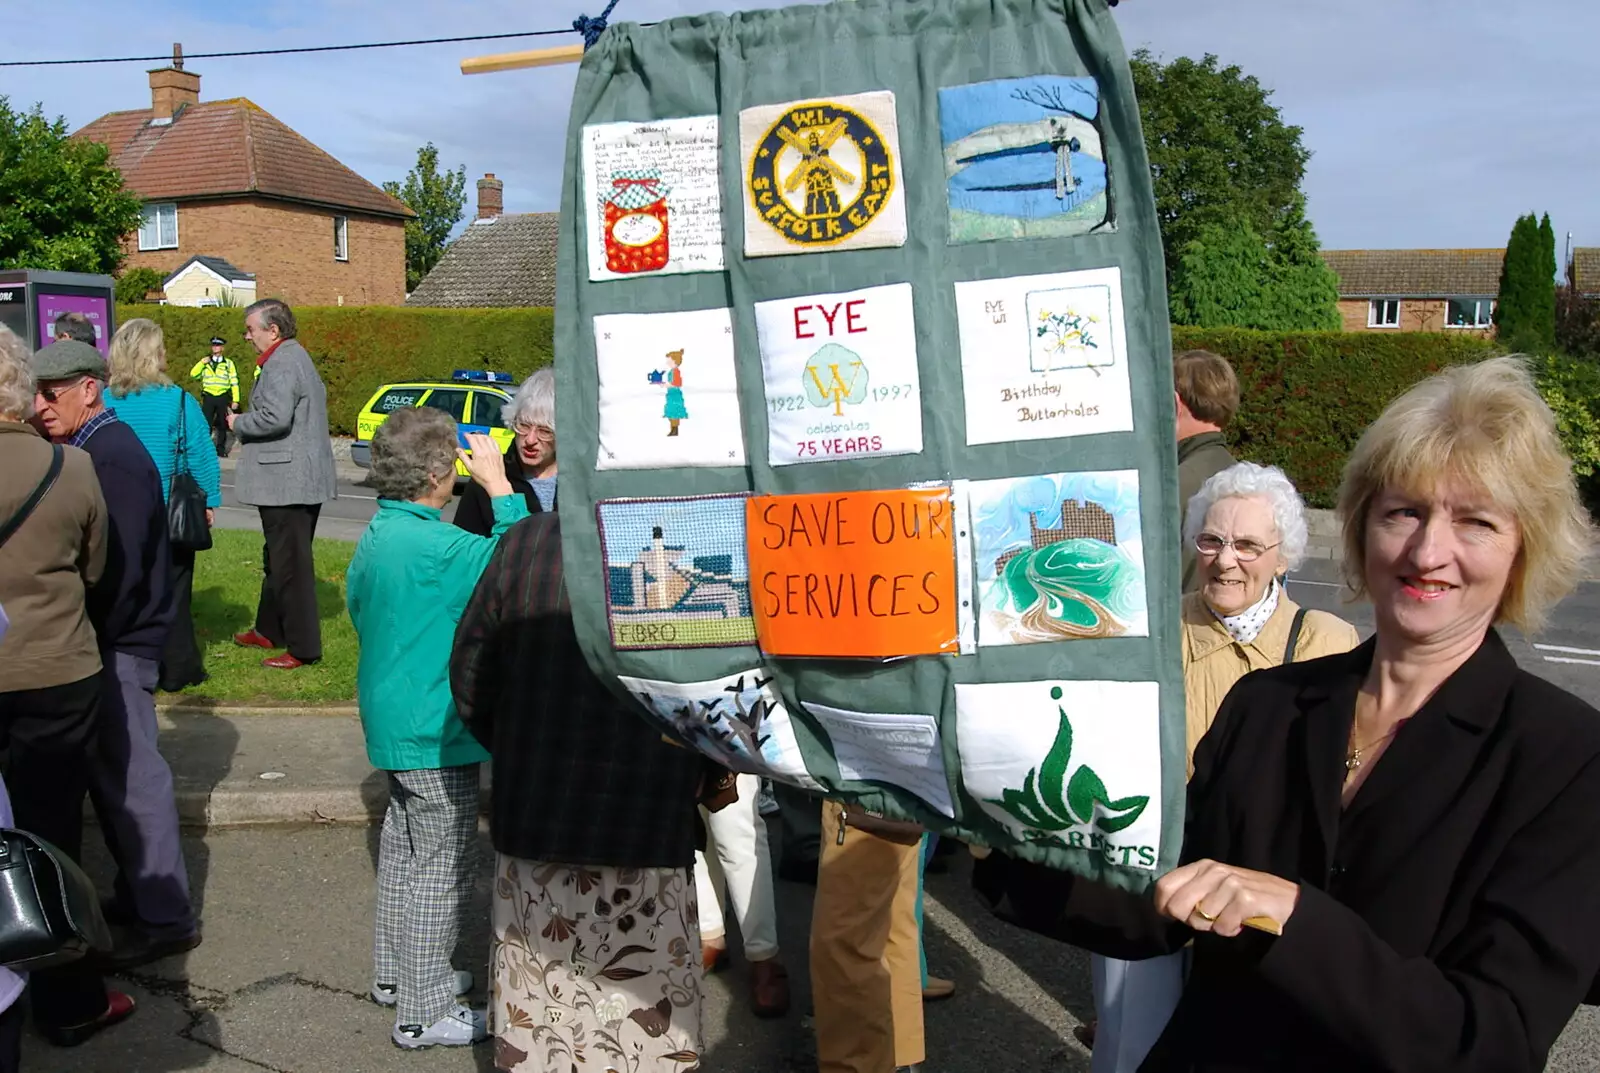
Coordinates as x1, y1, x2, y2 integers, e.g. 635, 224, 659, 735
461, 41, 585, 75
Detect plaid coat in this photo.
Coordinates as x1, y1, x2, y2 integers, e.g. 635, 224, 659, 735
449, 512, 703, 867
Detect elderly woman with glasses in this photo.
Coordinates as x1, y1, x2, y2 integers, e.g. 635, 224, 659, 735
980, 357, 1600, 1073
346, 406, 530, 1050
454, 368, 555, 537
1085, 462, 1360, 1072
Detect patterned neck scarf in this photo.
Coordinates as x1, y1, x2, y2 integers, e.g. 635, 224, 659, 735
1210, 576, 1281, 645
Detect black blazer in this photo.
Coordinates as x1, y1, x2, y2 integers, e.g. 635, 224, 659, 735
452, 445, 548, 537
975, 631, 1600, 1072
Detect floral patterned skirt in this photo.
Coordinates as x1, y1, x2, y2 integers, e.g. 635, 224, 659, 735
490, 854, 703, 1073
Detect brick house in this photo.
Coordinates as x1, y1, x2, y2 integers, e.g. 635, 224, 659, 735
405, 175, 559, 308
1320, 249, 1503, 334
73, 54, 412, 307
1572, 248, 1600, 299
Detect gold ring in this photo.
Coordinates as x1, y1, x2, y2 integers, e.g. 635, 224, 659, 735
1193, 906, 1218, 923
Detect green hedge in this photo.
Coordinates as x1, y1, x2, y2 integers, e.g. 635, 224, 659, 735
124, 308, 1546, 510
117, 305, 554, 436
1171, 328, 1501, 507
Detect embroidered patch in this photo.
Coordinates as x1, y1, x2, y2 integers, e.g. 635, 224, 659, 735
938, 75, 1113, 244
954, 266, 1133, 445
754, 282, 922, 465
594, 308, 746, 470
956, 680, 1161, 870
617, 669, 822, 789
802, 704, 955, 818
597, 494, 756, 650
745, 487, 959, 659
582, 116, 726, 280
966, 470, 1148, 647
740, 91, 906, 257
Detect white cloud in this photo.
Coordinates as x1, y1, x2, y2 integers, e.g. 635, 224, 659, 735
4, 0, 1595, 254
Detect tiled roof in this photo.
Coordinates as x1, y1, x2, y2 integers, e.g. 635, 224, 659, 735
405, 213, 560, 308
73, 99, 411, 219
168, 255, 254, 285
1573, 248, 1600, 298
1320, 249, 1504, 298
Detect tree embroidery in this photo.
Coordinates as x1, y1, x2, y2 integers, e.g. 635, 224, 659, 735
988, 686, 1148, 835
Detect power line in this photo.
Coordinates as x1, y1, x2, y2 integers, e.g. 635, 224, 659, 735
0, 28, 577, 68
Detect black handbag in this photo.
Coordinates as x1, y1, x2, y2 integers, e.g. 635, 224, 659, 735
0, 829, 112, 970
168, 391, 213, 552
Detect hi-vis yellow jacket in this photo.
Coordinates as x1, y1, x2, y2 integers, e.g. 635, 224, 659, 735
189, 355, 239, 403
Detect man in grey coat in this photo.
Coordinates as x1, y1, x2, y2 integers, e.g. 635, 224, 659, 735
227, 299, 337, 669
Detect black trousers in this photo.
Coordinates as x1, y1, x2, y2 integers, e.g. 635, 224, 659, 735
0, 998, 21, 1072
160, 545, 206, 690
201, 393, 232, 456
0, 675, 110, 1029
256, 504, 322, 662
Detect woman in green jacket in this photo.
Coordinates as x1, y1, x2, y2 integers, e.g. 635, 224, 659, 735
345, 406, 528, 1051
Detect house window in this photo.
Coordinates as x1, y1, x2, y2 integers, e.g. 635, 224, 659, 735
1445, 298, 1494, 329
333, 215, 349, 261
1368, 299, 1401, 328
138, 203, 178, 251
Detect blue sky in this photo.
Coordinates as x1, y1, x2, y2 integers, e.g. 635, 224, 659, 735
3, 0, 1595, 255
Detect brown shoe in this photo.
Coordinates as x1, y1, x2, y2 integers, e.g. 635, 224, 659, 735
749, 959, 790, 1018
1073, 1019, 1097, 1051
922, 975, 956, 1002
702, 940, 728, 975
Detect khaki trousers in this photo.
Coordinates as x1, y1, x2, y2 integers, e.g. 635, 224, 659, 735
810, 800, 924, 1072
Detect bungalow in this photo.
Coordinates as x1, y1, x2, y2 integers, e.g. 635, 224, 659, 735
1320, 249, 1502, 334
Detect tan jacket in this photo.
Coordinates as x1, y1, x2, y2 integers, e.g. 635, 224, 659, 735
1181, 589, 1360, 776
0, 422, 107, 692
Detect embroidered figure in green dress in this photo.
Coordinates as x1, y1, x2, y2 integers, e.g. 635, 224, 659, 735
661, 349, 687, 436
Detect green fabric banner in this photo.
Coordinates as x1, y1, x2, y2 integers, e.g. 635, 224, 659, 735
553, 0, 1182, 889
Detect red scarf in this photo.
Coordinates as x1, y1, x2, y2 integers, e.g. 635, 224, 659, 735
255, 338, 285, 368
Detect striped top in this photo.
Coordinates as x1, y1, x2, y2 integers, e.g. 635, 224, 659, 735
104, 384, 223, 508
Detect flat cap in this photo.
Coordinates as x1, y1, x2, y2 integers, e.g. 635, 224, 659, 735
32, 339, 106, 382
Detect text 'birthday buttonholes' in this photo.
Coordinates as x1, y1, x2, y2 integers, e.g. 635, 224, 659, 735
954, 266, 1134, 446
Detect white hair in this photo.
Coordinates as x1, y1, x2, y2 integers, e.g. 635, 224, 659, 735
502, 367, 554, 434
0, 325, 34, 420
1184, 461, 1310, 571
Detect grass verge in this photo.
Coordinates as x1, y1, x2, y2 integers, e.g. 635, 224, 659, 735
175, 528, 359, 704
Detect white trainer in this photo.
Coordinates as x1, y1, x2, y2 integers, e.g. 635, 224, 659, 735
392, 1004, 489, 1050
371, 970, 474, 1007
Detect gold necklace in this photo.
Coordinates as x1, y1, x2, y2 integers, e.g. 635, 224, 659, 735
1345, 721, 1401, 775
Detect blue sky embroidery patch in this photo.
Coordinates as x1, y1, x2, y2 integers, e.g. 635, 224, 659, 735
596, 494, 756, 650
939, 75, 1113, 244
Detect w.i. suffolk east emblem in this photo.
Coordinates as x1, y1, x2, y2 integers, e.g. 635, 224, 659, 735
742, 91, 906, 256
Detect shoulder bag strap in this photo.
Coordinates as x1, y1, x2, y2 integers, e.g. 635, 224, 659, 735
0, 445, 65, 551
1283, 607, 1309, 665
174, 389, 190, 476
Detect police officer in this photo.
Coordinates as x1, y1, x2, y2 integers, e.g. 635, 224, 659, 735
189, 337, 239, 457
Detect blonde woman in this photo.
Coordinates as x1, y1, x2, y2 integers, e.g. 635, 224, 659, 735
104, 319, 221, 691
980, 357, 1600, 1071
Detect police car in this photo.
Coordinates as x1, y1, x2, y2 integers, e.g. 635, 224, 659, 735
351, 370, 517, 476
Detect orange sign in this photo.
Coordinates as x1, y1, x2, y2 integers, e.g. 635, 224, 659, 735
745, 487, 959, 658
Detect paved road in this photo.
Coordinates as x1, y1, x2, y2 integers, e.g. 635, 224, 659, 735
22, 823, 1600, 1072
213, 471, 459, 544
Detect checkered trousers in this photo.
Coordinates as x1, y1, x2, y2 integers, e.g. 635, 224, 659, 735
372, 765, 480, 1026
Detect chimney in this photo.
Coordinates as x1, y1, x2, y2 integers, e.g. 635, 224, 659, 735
149, 43, 200, 122
476, 173, 504, 220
